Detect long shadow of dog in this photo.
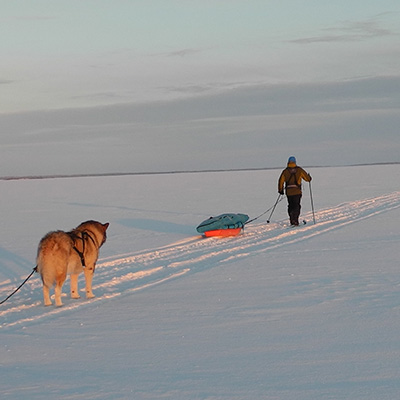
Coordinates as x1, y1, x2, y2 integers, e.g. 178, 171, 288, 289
0, 246, 33, 282
117, 218, 194, 235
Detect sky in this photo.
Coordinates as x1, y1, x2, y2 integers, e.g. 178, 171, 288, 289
1, 1, 399, 175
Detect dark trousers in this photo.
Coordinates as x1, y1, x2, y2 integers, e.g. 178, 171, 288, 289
287, 194, 302, 225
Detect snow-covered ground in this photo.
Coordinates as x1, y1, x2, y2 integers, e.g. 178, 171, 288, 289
1, 164, 399, 399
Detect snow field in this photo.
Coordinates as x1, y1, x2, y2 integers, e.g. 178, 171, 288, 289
0, 165, 399, 399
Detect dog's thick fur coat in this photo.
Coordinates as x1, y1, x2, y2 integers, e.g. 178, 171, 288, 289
36, 220, 109, 306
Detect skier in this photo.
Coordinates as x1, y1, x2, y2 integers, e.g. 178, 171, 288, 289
278, 156, 312, 226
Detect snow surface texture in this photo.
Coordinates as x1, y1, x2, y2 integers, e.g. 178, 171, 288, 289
0, 165, 399, 399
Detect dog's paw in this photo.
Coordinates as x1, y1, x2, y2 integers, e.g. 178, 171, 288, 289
86, 292, 95, 299
71, 291, 81, 299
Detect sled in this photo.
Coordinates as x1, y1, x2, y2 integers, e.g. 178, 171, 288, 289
196, 213, 249, 237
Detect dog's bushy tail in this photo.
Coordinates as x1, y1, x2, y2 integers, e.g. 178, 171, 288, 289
36, 231, 72, 289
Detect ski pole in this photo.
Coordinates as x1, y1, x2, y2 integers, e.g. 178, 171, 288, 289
267, 194, 282, 223
309, 181, 316, 224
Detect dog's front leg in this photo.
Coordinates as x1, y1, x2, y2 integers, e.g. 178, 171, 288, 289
84, 267, 95, 299
70, 273, 81, 299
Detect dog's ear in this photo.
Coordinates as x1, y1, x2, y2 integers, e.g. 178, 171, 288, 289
103, 222, 110, 230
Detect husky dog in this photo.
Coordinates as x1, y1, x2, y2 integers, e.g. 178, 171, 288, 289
36, 220, 109, 307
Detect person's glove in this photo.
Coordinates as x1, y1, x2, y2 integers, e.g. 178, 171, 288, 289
279, 190, 284, 195
308, 174, 312, 181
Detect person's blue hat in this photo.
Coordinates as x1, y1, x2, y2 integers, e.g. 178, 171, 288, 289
288, 156, 296, 166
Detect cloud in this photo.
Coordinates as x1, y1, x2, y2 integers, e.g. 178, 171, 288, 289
166, 48, 201, 57
289, 17, 395, 44
0, 76, 399, 175
160, 80, 265, 98
11, 15, 56, 21
2, 75, 399, 134
160, 81, 250, 95
0, 79, 14, 85
151, 48, 204, 58
70, 91, 131, 101
161, 84, 213, 95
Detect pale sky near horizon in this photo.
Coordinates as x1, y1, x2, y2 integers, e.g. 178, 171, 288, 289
0, 1, 399, 175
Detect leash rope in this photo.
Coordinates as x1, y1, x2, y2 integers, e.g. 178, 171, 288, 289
0, 267, 37, 305
245, 195, 284, 225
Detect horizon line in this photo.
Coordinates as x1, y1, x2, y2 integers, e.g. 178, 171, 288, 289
1, 162, 398, 182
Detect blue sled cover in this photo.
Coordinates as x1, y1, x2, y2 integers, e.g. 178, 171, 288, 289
196, 213, 249, 234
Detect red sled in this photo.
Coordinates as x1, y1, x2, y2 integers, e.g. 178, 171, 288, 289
203, 228, 242, 237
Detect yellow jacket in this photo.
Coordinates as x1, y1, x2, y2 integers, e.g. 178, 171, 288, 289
278, 164, 311, 196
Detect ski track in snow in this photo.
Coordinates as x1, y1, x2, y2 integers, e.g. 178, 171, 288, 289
1, 192, 399, 330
